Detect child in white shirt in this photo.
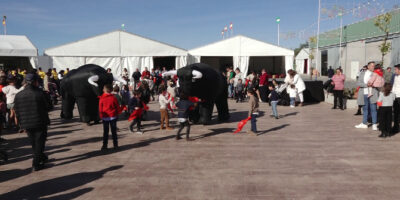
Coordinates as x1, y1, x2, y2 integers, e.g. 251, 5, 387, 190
159, 86, 173, 130
288, 84, 297, 108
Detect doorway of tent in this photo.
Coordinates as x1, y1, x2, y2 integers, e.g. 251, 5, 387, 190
303, 59, 308, 74
247, 56, 285, 77
200, 56, 233, 72
321, 50, 328, 76
153, 56, 176, 71
0, 56, 34, 71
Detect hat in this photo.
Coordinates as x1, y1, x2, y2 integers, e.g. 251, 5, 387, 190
25, 73, 38, 82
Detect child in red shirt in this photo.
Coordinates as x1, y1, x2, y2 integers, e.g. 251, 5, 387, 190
99, 84, 119, 150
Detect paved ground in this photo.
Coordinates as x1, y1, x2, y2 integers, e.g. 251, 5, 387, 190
1, 99, 400, 199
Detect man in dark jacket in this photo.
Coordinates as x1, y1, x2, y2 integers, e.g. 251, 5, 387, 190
14, 73, 50, 171
327, 66, 335, 79
132, 68, 141, 90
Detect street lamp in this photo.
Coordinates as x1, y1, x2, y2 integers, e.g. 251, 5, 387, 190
276, 17, 280, 46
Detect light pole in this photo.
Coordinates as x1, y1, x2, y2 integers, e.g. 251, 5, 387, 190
316, 0, 321, 72
338, 12, 343, 67
276, 17, 280, 46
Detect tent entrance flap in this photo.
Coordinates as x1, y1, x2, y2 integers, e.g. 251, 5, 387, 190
200, 56, 233, 72
153, 56, 176, 70
0, 56, 34, 70
248, 56, 285, 75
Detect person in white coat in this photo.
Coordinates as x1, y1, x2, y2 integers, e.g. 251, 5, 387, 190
284, 69, 306, 106
233, 68, 243, 87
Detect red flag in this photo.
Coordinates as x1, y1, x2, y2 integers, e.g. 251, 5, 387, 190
233, 117, 252, 134
142, 102, 149, 111
189, 96, 199, 103
117, 105, 127, 115
229, 22, 233, 30
128, 108, 143, 121
224, 26, 228, 32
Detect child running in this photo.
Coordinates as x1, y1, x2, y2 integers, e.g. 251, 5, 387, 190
176, 92, 194, 141
99, 84, 119, 150
2, 77, 24, 130
129, 90, 143, 134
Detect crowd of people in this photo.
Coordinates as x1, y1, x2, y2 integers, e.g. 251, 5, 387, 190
353, 61, 400, 138
0, 64, 321, 171
326, 61, 400, 138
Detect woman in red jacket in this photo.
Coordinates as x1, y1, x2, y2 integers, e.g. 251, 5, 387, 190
99, 84, 120, 150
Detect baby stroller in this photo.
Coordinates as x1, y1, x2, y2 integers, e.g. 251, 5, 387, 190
276, 83, 290, 106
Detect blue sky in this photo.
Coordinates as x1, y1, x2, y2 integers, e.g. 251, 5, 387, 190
1, 0, 399, 54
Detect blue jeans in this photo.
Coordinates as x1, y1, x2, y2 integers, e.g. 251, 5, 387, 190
228, 84, 234, 98
290, 97, 296, 106
363, 95, 377, 124
271, 101, 278, 117
251, 114, 257, 132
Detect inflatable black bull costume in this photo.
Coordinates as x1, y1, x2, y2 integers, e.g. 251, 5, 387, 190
163, 63, 230, 124
60, 64, 126, 124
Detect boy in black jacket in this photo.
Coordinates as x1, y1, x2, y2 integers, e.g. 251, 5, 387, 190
176, 92, 194, 141
128, 91, 143, 134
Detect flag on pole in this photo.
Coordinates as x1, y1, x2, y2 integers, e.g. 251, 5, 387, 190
2, 16, 6, 26
224, 26, 228, 32
276, 17, 280, 24
121, 24, 125, 30
229, 22, 233, 30
221, 30, 224, 36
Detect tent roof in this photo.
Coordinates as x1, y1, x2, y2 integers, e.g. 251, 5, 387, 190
0, 35, 38, 57
44, 30, 188, 57
189, 35, 294, 57
295, 48, 310, 60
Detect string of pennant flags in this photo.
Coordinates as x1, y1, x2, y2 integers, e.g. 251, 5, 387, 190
279, 0, 399, 41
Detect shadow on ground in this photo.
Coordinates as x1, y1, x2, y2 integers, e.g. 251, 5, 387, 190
257, 124, 290, 136
0, 165, 122, 200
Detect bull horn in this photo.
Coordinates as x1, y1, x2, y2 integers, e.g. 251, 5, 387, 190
192, 70, 203, 79
113, 75, 127, 85
88, 75, 99, 87
162, 70, 177, 77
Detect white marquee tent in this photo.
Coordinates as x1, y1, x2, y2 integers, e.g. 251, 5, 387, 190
0, 35, 38, 68
188, 35, 294, 79
295, 48, 311, 75
44, 30, 188, 76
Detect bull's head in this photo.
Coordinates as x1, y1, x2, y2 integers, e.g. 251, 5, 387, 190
88, 74, 127, 95
162, 69, 202, 81
162, 69, 202, 96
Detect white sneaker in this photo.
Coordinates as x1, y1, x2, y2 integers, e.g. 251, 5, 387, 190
136, 131, 143, 135
372, 124, 378, 131
355, 123, 368, 129
290, 105, 295, 108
